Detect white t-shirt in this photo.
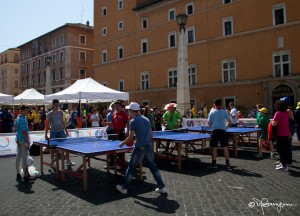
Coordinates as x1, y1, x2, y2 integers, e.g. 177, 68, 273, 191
90, 114, 100, 127
230, 108, 238, 124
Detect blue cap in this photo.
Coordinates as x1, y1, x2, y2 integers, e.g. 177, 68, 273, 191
280, 96, 291, 104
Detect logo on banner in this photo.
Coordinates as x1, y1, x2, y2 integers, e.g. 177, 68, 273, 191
0, 137, 10, 148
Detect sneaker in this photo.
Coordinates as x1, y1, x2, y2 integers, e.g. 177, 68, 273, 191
275, 165, 283, 170
274, 161, 281, 165
155, 187, 167, 194
66, 160, 75, 166
16, 173, 21, 180
275, 163, 282, 168
279, 166, 288, 172
116, 185, 127, 194
103, 165, 114, 169
254, 153, 263, 158
23, 173, 30, 182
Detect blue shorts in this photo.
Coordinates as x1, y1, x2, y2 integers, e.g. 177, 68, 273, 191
50, 131, 67, 139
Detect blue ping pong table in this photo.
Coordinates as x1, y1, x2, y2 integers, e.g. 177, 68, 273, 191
179, 126, 261, 157
33, 137, 134, 191
152, 131, 211, 170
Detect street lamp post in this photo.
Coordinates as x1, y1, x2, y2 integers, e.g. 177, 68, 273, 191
176, 14, 190, 117
45, 56, 52, 95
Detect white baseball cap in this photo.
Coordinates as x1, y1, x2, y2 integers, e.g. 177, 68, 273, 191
125, 102, 140, 111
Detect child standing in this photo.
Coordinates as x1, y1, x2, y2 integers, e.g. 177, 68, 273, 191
255, 108, 271, 158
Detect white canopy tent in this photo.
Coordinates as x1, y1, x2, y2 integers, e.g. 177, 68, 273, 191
44, 77, 129, 103
0, 93, 14, 104
14, 88, 47, 105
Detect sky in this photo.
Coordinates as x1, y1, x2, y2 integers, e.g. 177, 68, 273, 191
0, 0, 94, 53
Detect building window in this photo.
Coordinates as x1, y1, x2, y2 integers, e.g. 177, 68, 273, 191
118, 46, 124, 59
273, 51, 290, 77
188, 66, 197, 86
59, 51, 64, 61
118, 80, 124, 92
79, 35, 86, 45
59, 34, 64, 45
59, 67, 64, 79
187, 27, 195, 43
43, 71, 46, 83
168, 32, 176, 47
32, 74, 35, 85
52, 37, 56, 48
118, 21, 123, 30
52, 69, 56, 81
142, 18, 148, 29
102, 50, 107, 63
141, 72, 149, 90
273, 3, 286, 25
38, 73, 41, 84
222, 59, 236, 82
14, 80, 18, 88
102, 27, 107, 36
186, 3, 194, 15
118, 0, 123, 10
168, 69, 177, 87
21, 77, 24, 87
80, 51, 86, 62
169, 8, 176, 21
38, 58, 41, 67
26, 63, 29, 71
223, 0, 231, 4
80, 69, 86, 79
141, 39, 148, 54
52, 54, 56, 64
26, 76, 29, 86
32, 61, 35, 70
223, 17, 233, 36
102, 6, 107, 16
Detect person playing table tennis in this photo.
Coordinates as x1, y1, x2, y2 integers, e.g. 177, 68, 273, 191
45, 99, 74, 166
116, 102, 167, 195
102, 100, 128, 168
208, 98, 232, 169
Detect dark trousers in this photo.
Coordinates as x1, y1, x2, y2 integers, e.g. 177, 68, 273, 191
276, 136, 289, 167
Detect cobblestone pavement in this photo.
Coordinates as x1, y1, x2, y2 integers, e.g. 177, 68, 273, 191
0, 138, 299, 216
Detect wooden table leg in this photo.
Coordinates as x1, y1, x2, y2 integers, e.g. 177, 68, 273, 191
61, 151, 65, 181
83, 156, 88, 191
233, 134, 238, 157
55, 151, 60, 179
178, 142, 182, 170
114, 154, 118, 175
106, 154, 110, 173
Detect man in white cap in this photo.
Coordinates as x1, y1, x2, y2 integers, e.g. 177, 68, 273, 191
116, 102, 166, 195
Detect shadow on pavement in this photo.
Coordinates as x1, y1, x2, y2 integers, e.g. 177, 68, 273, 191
153, 157, 263, 178
133, 194, 180, 214
15, 179, 35, 194
39, 167, 161, 205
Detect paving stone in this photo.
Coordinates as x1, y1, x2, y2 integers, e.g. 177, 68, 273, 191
0, 140, 300, 216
